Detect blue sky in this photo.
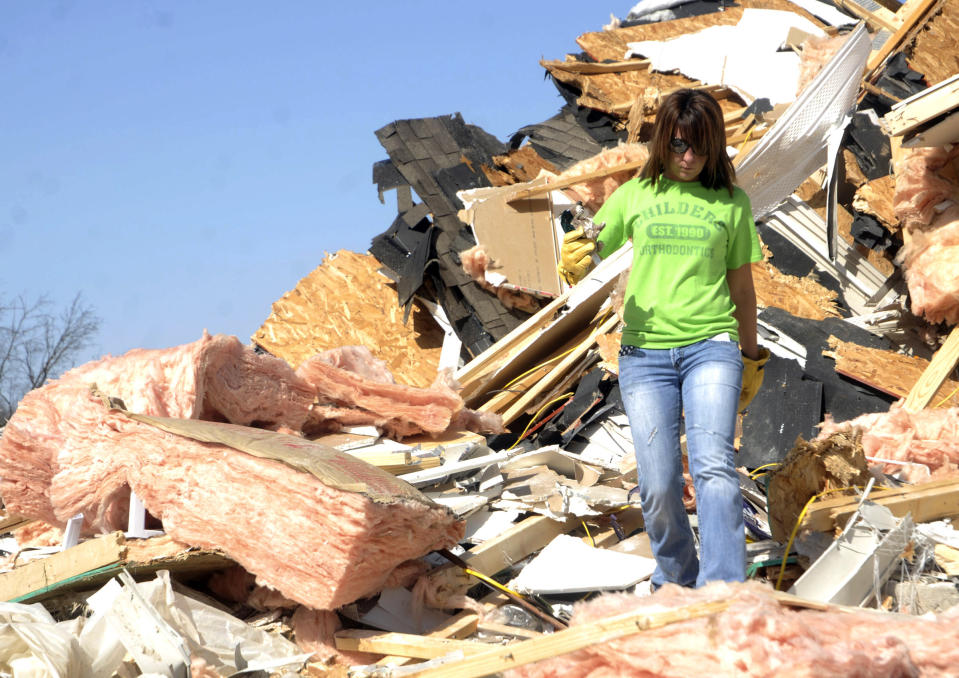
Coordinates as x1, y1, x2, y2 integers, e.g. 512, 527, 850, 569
1, 2, 619, 361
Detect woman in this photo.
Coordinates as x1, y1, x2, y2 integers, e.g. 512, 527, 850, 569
564, 89, 767, 588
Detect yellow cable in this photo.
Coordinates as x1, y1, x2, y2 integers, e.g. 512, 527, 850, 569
464, 568, 525, 599
582, 520, 595, 547
502, 348, 575, 390
748, 462, 780, 479
934, 383, 959, 408
506, 392, 574, 450
774, 484, 889, 591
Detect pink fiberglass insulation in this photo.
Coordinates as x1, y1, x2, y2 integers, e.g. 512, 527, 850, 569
796, 34, 847, 95
91, 406, 462, 610
457, 245, 541, 314
297, 353, 503, 440
557, 143, 649, 214
897, 204, 959, 324
893, 145, 959, 232
314, 345, 396, 385
818, 404, 959, 479
508, 581, 959, 678
0, 332, 316, 527
291, 607, 381, 667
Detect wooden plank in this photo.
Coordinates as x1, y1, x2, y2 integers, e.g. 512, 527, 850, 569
374, 612, 480, 667
0, 512, 32, 532
865, 0, 941, 78
902, 325, 959, 412
409, 599, 734, 677
496, 314, 619, 425
801, 477, 959, 532
828, 337, 959, 407
334, 629, 490, 659
0, 532, 126, 602
506, 161, 645, 203
541, 58, 650, 75
833, 0, 900, 32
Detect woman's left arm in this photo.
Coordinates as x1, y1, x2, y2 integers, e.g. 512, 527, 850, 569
727, 263, 758, 360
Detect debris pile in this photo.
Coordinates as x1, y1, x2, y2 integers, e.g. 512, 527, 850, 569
5, 1, 959, 676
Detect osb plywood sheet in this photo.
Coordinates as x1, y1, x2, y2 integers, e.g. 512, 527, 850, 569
828, 336, 959, 407
253, 250, 444, 388
575, 0, 826, 63
853, 175, 898, 231
753, 261, 841, 320
544, 62, 698, 115
906, 1, 959, 86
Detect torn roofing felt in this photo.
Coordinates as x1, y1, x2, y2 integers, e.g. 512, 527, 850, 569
371, 113, 532, 358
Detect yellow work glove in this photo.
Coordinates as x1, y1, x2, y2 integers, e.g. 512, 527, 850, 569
557, 227, 596, 286
739, 347, 770, 412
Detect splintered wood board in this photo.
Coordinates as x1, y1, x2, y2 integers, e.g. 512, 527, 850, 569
252, 250, 443, 388
829, 336, 959, 408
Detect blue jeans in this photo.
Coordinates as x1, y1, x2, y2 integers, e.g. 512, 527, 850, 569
619, 338, 746, 588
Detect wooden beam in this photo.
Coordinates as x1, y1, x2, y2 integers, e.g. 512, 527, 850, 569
833, 0, 900, 32
801, 477, 959, 532
373, 612, 480, 668
408, 599, 734, 677
506, 161, 645, 203
496, 314, 619, 425
865, 0, 942, 78
334, 629, 489, 659
541, 58, 650, 75
0, 532, 126, 602
902, 325, 959, 412
0, 512, 32, 532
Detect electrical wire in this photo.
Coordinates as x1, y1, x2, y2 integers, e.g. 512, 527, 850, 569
506, 392, 574, 450
582, 520, 595, 547
774, 483, 889, 591
934, 383, 959, 408
463, 567, 525, 599
748, 462, 780, 479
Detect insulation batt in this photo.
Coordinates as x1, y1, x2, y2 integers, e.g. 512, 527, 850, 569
94, 403, 462, 610
818, 404, 959, 480
298, 350, 504, 439
896, 204, 959, 325
0, 332, 316, 527
508, 581, 959, 678
893, 146, 959, 231
0, 337, 499, 529
556, 142, 649, 213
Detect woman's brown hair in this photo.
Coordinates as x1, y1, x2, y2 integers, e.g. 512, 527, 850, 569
640, 88, 736, 196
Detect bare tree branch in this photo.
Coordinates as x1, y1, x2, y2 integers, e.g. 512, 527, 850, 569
0, 292, 100, 425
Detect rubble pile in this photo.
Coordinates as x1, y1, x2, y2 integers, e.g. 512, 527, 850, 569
4, 0, 959, 676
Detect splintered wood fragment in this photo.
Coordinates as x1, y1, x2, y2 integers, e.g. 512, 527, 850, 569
506, 160, 645, 202
865, 0, 941, 78
498, 314, 619, 425
0, 512, 32, 532
833, 0, 900, 32
335, 630, 490, 659
902, 326, 959, 412
801, 477, 959, 532
541, 58, 650, 74
828, 336, 959, 407
373, 613, 480, 667
0, 532, 126, 603
408, 599, 733, 677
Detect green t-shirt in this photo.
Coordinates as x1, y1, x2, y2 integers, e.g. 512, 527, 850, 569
594, 176, 762, 349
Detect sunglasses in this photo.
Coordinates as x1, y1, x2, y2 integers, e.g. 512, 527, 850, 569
669, 137, 704, 155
